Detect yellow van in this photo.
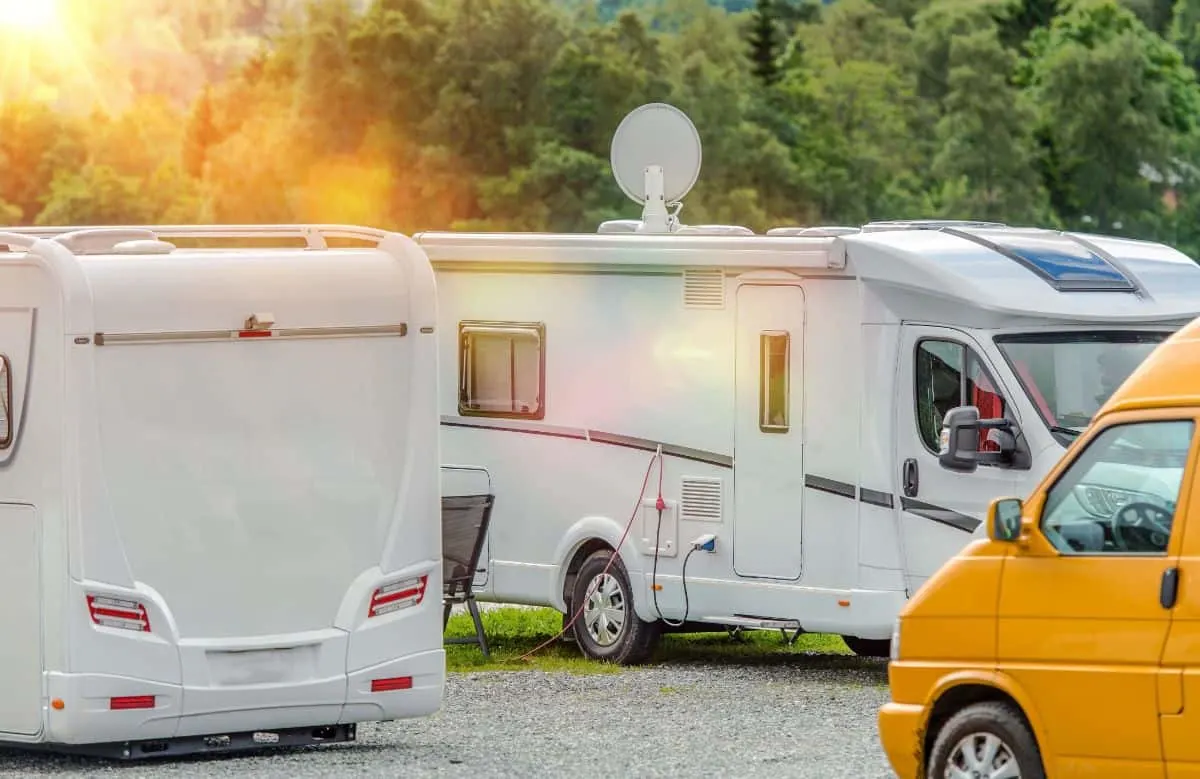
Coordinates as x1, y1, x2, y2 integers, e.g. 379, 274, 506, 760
878, 318, 1200, 779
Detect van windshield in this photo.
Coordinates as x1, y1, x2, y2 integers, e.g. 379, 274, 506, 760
994, 330, 1173, 445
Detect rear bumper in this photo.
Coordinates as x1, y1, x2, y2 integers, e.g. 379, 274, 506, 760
878, 701, 926, 779
39, 648, 444, 746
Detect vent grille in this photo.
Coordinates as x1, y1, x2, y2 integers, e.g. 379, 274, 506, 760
681, 477, 723, 521
682, 268, 725, 309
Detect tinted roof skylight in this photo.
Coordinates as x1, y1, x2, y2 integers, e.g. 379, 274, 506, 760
948, 228, 1137, 292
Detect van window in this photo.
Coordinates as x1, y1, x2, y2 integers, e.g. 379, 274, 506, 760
1040, 419, 1194, 555
760, 331, 790, 432
458, 322, 545, 419
0, 355, 9, 449
915, 339, 1008, 454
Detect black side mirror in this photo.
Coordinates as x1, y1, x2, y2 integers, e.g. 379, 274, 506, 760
938, 405, 1022, 472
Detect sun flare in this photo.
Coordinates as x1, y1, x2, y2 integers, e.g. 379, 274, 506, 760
0, 0, 58, 32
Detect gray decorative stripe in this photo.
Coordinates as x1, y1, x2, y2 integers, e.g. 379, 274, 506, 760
899, 497, 981, 533
439, 416, 733, 468
859, 487, 894, 509
804, 474, 857, 499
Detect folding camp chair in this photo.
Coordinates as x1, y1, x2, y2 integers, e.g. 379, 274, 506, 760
440, 469, 495, 658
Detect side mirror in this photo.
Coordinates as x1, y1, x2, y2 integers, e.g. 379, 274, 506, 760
938, 405, 1022, 472
988, 497, 1024, 542
938, 406, 982, 472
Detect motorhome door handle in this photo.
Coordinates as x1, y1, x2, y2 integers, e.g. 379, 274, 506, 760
902, 459, 919, 498
1161, 567, 1180, 610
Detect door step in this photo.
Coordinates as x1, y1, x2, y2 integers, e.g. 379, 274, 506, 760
701, 615, 804, 645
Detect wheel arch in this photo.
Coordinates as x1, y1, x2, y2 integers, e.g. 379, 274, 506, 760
922, 672, 1050, 769
551, 516, 650, 620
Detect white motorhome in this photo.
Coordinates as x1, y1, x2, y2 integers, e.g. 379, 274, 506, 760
0, 225, 443, 757
413, 103, 1200, 663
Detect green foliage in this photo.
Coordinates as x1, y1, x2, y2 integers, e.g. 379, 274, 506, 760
1, 0, 1199, 256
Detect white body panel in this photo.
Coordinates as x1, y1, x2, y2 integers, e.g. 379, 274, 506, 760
419, 225, 1200, 641
0, 226, 444, 751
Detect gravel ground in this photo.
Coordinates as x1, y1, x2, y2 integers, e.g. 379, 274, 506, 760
0, 657, 895, 778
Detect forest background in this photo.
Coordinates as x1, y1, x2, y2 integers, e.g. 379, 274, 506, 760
3, 0, 1200, 255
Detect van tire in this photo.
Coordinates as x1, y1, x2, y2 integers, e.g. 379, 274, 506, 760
569, 550, 660, 665
926, 701, 1045, 779
841, 636, 891, 658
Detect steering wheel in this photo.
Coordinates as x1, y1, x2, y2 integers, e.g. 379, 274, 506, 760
1111, 501, 1174, 552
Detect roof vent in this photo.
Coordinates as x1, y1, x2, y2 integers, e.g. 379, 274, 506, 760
674, 225, 755, 236
861, 220, 1007, 232
598, 219, 641, 234
682, 268, 725, 309
112, 239, 176, 255
767, 226, 860, 237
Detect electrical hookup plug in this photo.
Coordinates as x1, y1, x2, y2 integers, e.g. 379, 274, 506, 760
691, 533, 717, 553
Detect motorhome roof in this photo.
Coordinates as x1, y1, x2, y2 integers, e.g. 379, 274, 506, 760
1096, 314, 1200, 415
0, 225, 422, 338
417, 224, 1200, 324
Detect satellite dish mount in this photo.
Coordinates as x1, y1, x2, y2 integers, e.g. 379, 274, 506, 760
609, 103, 702, 234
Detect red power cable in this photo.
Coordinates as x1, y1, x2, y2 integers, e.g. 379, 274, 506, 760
515, 448, 664, 663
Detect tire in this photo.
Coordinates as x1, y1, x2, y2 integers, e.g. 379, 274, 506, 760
927, 701, 1045, 779
569, 549, 661, 665
841, 635, 891, 658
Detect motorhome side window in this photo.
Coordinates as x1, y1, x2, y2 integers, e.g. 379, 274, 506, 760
760, 331, 790, 432
458, 322, 545, 419
915, 339, 1007, 455
0, 355, 9, 449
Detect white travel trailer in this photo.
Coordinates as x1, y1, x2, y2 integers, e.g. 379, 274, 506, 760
414, 103, 1200, 663
0, 225, 443, 757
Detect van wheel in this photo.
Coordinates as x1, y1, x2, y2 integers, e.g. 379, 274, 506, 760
841, 636, 891, 658
927, 701, 1045, 779
569, 550, 660, 665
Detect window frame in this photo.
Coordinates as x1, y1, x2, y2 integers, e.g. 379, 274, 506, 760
1037, 417, 1197, 557
457, 320, 546, 421
759, 330, 790, 433
0, 354, 9, 450
913, 336, 1011, 459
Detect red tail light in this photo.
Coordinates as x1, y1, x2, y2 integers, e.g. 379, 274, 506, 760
367, 574, 428, 618
87, 595, 151, 632
371, 676, 413, 692
110, 695, 155, 710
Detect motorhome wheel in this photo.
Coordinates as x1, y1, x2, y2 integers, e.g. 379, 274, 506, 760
570, 550, 661, 664
926, 701, 1045, 779
841, 635, 892, 658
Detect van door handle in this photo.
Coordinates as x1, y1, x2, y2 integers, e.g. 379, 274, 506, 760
902, 458, 919, 498
1161, 567, 1180, 610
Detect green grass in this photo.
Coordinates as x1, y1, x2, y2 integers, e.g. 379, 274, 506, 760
443, 606, 863, 674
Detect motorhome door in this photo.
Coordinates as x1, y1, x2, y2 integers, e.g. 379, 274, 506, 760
894, 325, 1020, 587
733, 283, 805, 580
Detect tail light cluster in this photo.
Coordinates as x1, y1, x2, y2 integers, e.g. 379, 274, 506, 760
87, 594, 151, 633
367, 574, 428, 618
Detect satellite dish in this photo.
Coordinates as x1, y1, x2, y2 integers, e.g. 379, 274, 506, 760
610, 103, 703, 213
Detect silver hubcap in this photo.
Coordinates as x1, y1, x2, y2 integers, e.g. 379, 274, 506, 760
583, 573, 626, 647
945, 732, 1021, 779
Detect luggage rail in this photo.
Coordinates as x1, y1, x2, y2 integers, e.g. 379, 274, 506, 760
0, 224, 391, 252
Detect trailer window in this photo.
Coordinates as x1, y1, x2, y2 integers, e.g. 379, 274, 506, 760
0, 355, 10, 449
459, 322, 545, 419
915, 338, 1008, 455
760, 331, 790, 432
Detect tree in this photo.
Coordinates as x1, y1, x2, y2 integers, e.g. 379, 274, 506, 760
748, 0, 783, 85
931, 25, 1050, 222
1021, 0, 1200, 230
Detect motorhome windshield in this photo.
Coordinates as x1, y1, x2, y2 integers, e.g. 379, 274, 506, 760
995, 331, 1173, 445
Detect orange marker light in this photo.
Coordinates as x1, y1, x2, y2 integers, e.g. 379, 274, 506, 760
837, 599, 851, 607
51, 699, 64, 710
